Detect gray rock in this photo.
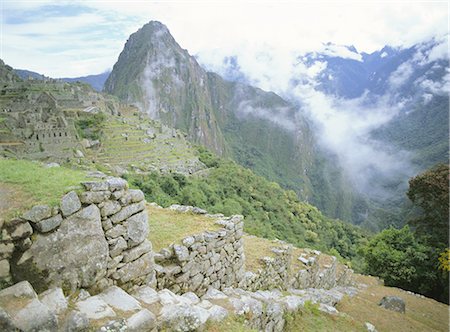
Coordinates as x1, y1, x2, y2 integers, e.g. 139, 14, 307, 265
22, 205, 52, 223
160, 304, 209, 332
0, 280, 37, 300
81, 181, 109, 191
120, 190, 145, 205
99, 286, 142, 312
192, 207, 207, 214
110, 202, 145, 224
79, 191, 111, 204
45, 162, 60, 168
109, 237, 128, 257
182, 292, 200, 304
127, 211, 149, 246
107, 177, 128, 191
182, 236, 195, 247
127, 309, 156, 332
61, 191, 82, 217
34, 213, 62, 233
0, 308, 16, 332
278, 295, 305, 312
76, 296, 116, 320
207, 305, 229, 321
132, 286, 159, 305
0, 259, 10, 278
13, 205, 108, 292
173, 244, 189, 262
98, 319, 127, 332
112, 252, 154, 283
73, 289, 91, 302
123, 240, 152, 263
62, 310, 90, 332
379, 296, 405, 313
365, 322, 378, 332
105, 224, 127, 239
101, 200, 122, 217
8, 219, 33, 240
0, 243, 14, 260
12, 298, 58, 332
318, 303, 339, 315
158, 289, 181, 306
202, 288, 228, 300
39, 287, 68, 314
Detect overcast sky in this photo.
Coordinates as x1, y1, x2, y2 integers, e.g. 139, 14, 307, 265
1, 1, 448, 77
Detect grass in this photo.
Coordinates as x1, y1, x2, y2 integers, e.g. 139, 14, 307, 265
242, 235, 280, 272
205, 315, 257, 332
337, 275, 450, 332
0, 158, 92, 218
284, 301, 365, 331
147, 204, 220, 251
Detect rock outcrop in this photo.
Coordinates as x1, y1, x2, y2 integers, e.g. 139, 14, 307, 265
0, 279, 359, 332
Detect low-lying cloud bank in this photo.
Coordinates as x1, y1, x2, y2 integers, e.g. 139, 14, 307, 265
197, 39, 448, 198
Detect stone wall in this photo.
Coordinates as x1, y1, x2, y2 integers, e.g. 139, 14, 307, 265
243, 244, 292, 292
0, 177, 155, 294
154, 215, 246, 296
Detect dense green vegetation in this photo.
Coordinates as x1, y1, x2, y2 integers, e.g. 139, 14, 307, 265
75, 112, 106, 140
362, 164, 449, 303
127, 147, 367, 261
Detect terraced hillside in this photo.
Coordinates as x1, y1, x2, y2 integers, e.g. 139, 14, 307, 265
83, 107, 205, 175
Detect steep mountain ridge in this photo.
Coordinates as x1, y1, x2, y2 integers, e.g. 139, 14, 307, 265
105, 21, 355, 221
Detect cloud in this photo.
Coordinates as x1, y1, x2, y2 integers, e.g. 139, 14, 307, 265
389, 62, 414, 88
319, 44, 362, 61
1, 1, 448, 76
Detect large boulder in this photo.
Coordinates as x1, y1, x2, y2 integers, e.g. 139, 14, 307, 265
12, 205, 109, 293
379, 296, 405, 313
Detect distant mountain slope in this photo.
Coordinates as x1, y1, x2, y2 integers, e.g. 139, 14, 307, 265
61, 72, 110, 91
105, 21, 356, 222
13, 68, 110, 91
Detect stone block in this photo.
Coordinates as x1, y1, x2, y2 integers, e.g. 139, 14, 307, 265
98, 286, 142, 312
81, 181, 109, 191
0, 243, 14, 260
11, 298, 58, 332
61, 191, 82, 217
127, 309, 156, 332
101, 200, 122, 218
62, 310, 89, 332
110, 202, 145, 224
76, 296, 116, 320
113, 252, 154, 283
106, 177, 128, 191
34, 214, 62, 233
0, 280, 37, 300
109, 237, 128, 257
8, 219, 33, 240
127, 211, 149, 247
22, 205, 52, 223
79, 191, 111, 204
0, 260, 10, 279
105, 224, 126, 239
39, 287, 68, 314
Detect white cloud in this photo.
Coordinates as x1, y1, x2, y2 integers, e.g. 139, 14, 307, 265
320, 44, 362, 61
388, 62, 414, 88
1, 1, 448, 76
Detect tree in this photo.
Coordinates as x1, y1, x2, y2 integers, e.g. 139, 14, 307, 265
363, 226, 427, 287
407, 163, 449, 246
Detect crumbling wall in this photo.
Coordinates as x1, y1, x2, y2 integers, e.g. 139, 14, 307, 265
0, 177, 155, 294
243, 244, 292, 291
154, 215, 246, 296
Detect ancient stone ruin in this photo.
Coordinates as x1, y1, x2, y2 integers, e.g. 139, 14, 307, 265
0, 177, 358, 331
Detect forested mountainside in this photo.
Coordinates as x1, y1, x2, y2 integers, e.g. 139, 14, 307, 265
104, 21, 356, 223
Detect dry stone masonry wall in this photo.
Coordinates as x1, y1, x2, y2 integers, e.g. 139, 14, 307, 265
154, 215, 246, 296
0, 177, 155, 294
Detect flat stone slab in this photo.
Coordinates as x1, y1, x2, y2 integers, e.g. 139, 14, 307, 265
76, 296, 116, 321
98, 286, 142, 312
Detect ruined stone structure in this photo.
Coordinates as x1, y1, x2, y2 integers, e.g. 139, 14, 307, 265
0, 178, 357, 331
154, 215, 246, 295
